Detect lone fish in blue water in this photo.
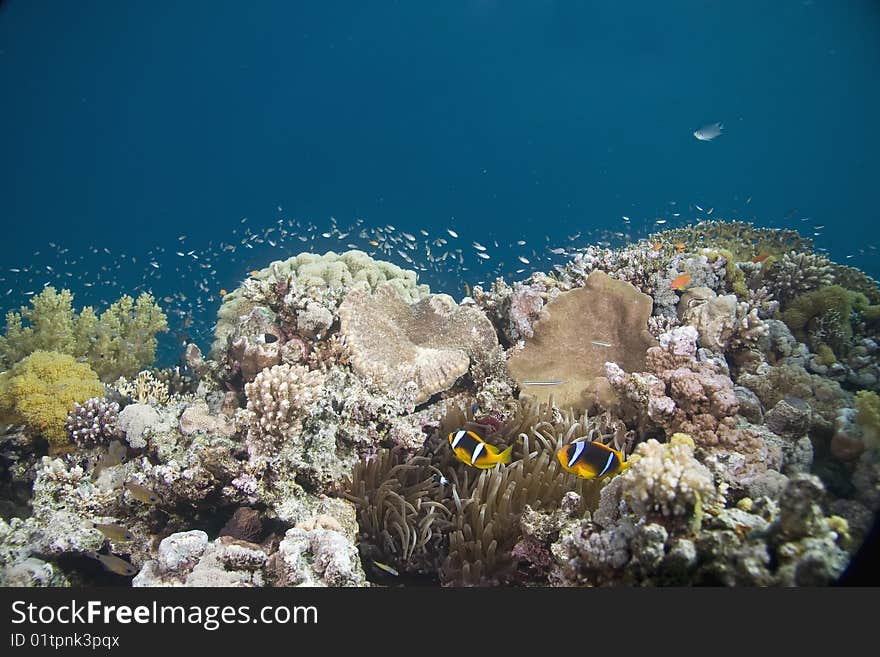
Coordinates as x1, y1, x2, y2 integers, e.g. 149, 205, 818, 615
693, 122, 723, 141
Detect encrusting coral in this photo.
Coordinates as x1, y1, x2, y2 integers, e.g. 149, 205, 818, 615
507, 269, 656, 413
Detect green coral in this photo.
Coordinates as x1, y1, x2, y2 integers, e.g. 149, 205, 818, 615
651, 220, 813, 262
0, 351, 104, 450
779, 285, 862, 360
704, 248, 748, 299
0, 287, 167, 381
831, 263, 880, 305
855, 390, 880, 443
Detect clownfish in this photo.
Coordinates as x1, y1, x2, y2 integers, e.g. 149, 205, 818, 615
448, 430, 513, 469
557, 440, 629, 481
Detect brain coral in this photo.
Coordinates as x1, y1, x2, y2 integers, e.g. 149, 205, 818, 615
507, 270, 655, 412
338, 282, 499, 405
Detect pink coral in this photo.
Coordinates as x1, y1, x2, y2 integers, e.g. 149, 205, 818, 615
509, 282, 544, 340
606, 326, 774, 487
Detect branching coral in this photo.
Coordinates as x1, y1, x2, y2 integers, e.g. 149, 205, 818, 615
243, 363, 326, 454
763, 252, 834, 308
113, 371, 171, 405
619, 434, 718, 520
65, 398, 121, 447
0, 287, 167, 381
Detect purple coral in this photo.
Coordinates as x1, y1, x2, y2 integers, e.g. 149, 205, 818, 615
65, 397, 121, 447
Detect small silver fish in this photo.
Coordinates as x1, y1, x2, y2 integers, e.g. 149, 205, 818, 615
694, 122, 723, 141
522, 380, 566, 386
88, 552, 137, 576
92, 522, 133, 542
125, 481, 159, 504
591, 340, 612, 348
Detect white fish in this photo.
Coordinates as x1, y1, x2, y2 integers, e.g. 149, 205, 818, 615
522, 380, 565, 386
518, 256, 530, 264
517, 240, 526, 246
655, 219, 667, 224
694, 122, 723, 141
591, 340, 612, 348
476, 252, 490, 260
472, 242, 486, 251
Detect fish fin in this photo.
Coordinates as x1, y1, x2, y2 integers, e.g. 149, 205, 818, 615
619, 460, 630, 472
498, 444, 513, 465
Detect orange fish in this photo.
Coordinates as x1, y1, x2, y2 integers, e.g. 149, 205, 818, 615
671, 272, 691, 291
751, 252, 770, 264
674, 242, 686, 253
249, 270, 259, 277
369, 240, 379, 246
652, 242, 663, 251
219, 288, 227, 296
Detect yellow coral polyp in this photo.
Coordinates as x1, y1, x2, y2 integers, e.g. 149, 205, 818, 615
0, 350, 105, 451
669, 432, 695, 449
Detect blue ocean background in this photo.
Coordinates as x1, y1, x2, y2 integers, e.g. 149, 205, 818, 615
1, 0, 879, 363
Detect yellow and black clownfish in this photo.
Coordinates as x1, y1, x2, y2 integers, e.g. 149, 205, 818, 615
448, 430, 513, 469
557, 440, 629, 481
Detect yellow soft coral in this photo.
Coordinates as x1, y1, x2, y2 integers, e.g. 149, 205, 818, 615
0, 351, 104, 451
0, 287, 167, 381
855, 390, 880, 449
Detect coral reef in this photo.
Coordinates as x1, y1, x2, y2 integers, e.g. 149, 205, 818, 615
1, 224, 877, 589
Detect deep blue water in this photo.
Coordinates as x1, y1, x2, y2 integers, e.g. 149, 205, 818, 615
2, 1, 879, 360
